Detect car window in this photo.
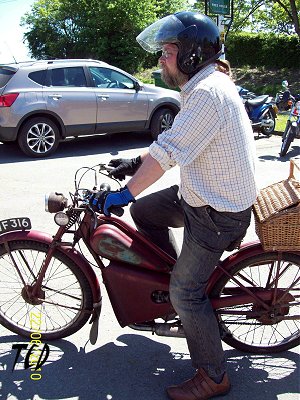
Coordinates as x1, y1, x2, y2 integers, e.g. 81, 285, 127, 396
89, 67, 135, 89
29, 70, 47, 85
0, 68, 15, 88
47, 67, 87, 87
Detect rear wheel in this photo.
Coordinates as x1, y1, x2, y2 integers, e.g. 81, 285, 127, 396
150, 108, 176, 140
18, 117, 60, 158
280, 124, 296, 157
260, 109, 276, 136
0, 240, 93, 340
211, 252, 300, 353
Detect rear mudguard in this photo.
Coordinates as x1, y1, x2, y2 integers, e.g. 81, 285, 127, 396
0, 229, 101, 303
206, 241, 300, 295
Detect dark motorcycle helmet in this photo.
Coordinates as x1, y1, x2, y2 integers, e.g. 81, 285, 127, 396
136, 11, 222, 75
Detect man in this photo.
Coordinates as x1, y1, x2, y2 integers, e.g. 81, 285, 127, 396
92, 11, 257, 400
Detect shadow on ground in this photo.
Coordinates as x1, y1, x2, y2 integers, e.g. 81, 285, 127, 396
1, 334, 299, 400
0, 132, 152, 165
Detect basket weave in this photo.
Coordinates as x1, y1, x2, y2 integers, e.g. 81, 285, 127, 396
253, 160, 300, 251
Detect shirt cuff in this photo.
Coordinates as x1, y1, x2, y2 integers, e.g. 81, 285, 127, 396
149, 141, 176, 171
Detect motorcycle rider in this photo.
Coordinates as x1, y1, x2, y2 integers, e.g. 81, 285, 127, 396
91, 11, 257, 399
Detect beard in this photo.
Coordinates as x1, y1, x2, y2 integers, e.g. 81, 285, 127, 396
161, 66, 187, 89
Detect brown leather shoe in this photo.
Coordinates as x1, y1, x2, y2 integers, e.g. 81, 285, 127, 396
166, 368, 231, 400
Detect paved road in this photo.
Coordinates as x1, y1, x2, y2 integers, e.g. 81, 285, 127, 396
0, 132, 299, 400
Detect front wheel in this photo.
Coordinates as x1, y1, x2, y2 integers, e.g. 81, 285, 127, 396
0, 240, 93, 340
211, 252, 300, 353
280, 123, 296, 157
150, 108, 176, 140
18, 117, 60, 158
281, 120, 291, 142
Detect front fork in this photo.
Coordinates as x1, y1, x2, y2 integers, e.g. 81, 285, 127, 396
4, 226, 71, 305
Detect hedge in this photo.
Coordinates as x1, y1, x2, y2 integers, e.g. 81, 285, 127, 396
226, 32, 300, 68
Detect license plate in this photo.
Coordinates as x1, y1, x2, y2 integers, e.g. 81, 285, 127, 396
0, 217, 31, 233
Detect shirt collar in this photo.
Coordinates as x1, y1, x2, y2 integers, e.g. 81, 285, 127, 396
181, 64, 216, 95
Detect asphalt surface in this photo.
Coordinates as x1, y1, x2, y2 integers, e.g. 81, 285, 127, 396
0, 131, 299, 400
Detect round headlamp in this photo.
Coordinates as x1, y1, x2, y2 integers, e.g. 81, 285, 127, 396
45, 192, 68, 213
54, 211, 70, 226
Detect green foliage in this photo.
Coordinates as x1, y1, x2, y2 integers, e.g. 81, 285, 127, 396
226, 32, 300, 68
231, 0, 300, 37
21, 0, 190, 73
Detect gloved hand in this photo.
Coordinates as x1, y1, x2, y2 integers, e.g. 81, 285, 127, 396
90, 186, 135, 216
108, 156, 142, 180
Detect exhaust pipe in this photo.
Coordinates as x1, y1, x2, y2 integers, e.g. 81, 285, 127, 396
129, 322, 186, 338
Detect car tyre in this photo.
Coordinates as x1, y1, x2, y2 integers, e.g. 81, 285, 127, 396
18, 117, 60, 158
150, 108, 176, 140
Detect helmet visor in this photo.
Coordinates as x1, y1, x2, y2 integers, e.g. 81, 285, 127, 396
136, 15, 186, 53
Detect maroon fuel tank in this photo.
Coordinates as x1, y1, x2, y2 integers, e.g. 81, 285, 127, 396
90, 223, 173, 272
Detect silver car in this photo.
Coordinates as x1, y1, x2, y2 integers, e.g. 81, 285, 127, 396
0, 59, 180, 157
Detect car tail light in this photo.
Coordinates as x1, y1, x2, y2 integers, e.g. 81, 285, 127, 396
0, 93, 19, 107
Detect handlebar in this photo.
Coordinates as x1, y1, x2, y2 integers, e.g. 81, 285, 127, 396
46, 163, 125, 218
92, 165, 124, 217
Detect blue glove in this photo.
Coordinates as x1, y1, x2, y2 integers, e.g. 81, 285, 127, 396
91, 186, 135, 216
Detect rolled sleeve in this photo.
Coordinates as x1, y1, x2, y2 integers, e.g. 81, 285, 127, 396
149, 141, 177, 171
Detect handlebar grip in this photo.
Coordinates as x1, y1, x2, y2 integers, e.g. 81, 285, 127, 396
109, 206, 124, 217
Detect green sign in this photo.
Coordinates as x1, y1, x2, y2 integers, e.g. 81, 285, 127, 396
209, 0, 230, 15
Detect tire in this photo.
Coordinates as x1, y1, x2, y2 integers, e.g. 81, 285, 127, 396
280, 123, 296, 157
18, 117, 60, 158
211, 252, 300, 353
150, 108, 176, 140
260, 109, 276, 136
281, 120, 291, 142
0, 240, 93, 340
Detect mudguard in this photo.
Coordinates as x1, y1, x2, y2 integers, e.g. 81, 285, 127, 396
206, 240, 300, 295
0, 229, 101, 303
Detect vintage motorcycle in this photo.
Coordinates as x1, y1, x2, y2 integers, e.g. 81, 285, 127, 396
237, 86, 277, 137
279, 94, 300, 157
0, 163, 299, 353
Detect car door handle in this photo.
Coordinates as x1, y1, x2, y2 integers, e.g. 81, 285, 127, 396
48, 94, 62, 100
97, 94, 110, 100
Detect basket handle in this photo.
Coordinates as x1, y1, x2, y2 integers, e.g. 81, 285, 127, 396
289, 159, 300, 180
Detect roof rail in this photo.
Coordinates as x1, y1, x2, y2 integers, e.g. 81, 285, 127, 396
31, 59, 106, 65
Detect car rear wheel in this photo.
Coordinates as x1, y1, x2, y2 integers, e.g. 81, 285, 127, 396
150, 108, 176, 140
18, 117, 60, 158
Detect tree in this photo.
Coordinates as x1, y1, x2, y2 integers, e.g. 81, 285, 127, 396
230, 0, 300, 40
21, 0, 190, 72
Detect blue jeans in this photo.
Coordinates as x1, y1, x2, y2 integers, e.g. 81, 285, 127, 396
130, 186, 251, 378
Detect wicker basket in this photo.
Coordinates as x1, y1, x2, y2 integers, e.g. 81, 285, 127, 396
253, 160, 300, 251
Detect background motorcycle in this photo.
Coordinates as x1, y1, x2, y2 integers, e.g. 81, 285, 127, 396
280, 93, 300, 157
237, 86, 277, 137
275, 80, 294, 112
0, 163, 299, 353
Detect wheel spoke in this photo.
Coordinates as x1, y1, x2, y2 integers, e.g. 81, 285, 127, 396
0, 240, 93, 339
213, 252, 300, 352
